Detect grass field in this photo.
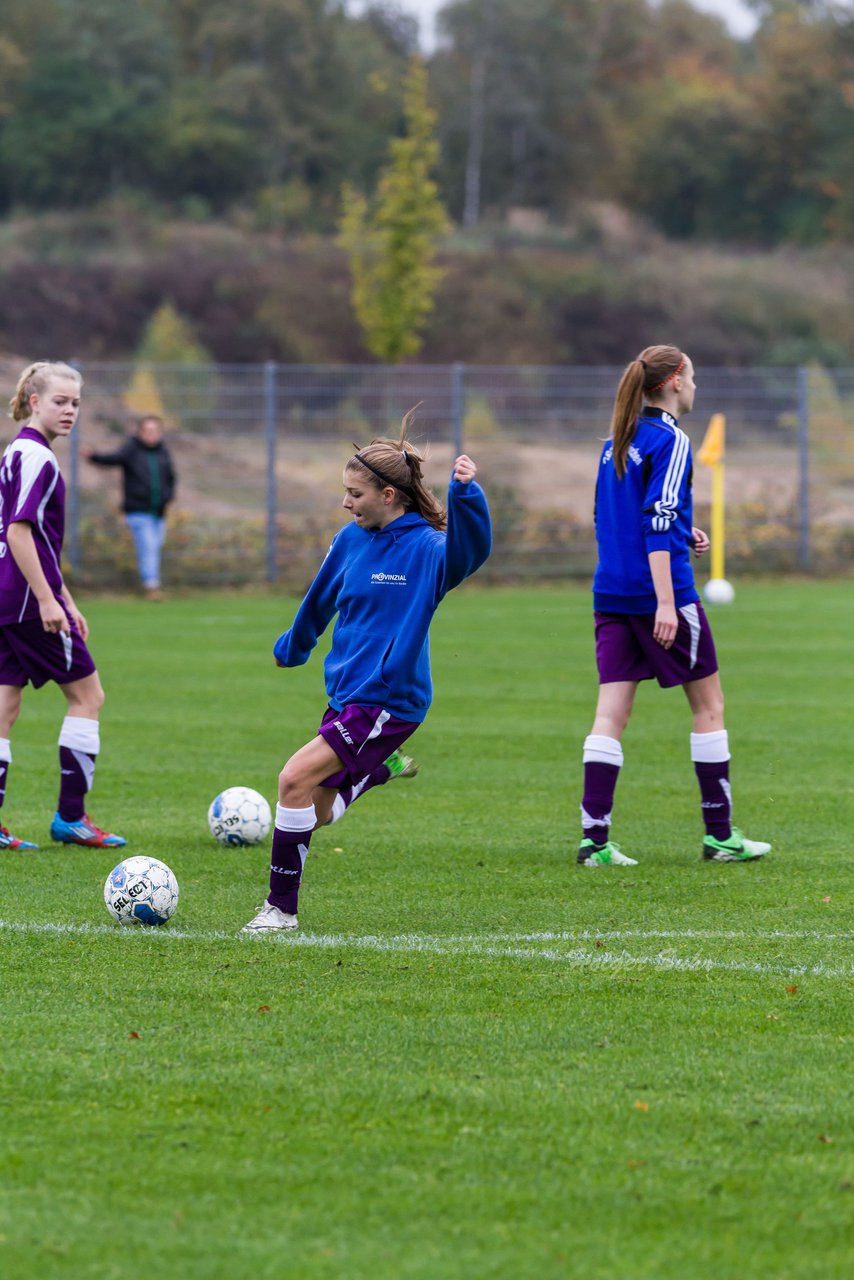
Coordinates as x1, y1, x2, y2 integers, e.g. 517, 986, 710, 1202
1, 581, 852, 1280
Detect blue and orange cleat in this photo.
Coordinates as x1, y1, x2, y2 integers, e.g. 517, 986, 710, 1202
50, 812, 126, 849
0, 823, 39, 851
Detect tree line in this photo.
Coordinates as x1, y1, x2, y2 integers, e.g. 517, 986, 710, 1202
0, 0, 851, 245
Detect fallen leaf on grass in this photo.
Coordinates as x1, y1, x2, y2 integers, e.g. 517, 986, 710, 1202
633, 1101, 649, 1112
818, 1134, 833, 1144
822, 896, 832, 904
257, 1004, 272, 1013
594, 939, 605, 949
128, 1031, 140, 1040
786, 985, 798, 994
627, 1160, 646, 1169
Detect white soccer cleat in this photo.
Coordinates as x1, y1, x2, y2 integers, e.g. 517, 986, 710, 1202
242, 902, 299, 933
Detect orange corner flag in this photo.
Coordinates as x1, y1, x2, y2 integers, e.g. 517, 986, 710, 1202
698, 413, 725, 467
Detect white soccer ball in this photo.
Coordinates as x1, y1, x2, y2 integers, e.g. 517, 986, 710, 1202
104, 856, 179, 927
208, 786, 272, 847
703, 578, 735, 606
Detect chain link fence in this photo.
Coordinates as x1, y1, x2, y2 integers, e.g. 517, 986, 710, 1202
0, 362, 851, 589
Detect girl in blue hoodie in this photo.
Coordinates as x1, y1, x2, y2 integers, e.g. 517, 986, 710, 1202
243, 425, 491, 933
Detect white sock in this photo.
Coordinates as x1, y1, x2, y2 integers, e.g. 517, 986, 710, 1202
275, 803, 316, 832
583, 734, 624, 767
58, 716, 100, 755
690, 730, 730, 763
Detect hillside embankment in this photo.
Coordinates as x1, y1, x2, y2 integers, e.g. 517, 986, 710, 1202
1, 209, 852, 367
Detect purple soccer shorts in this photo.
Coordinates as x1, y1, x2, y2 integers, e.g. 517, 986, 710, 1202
0, 616, 97, 689
594, 602, 719, 689
318, 703, 419, 788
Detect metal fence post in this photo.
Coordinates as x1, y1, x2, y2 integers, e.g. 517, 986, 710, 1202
451, 362, 465, 456
264, 361, 278, 584
796, 365, 810, 570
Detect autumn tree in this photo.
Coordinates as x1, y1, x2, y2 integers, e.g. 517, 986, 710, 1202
131, 301, 216, 427
339, 58, 449, 362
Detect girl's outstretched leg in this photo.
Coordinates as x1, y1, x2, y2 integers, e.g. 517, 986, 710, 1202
244, 736, 342, 933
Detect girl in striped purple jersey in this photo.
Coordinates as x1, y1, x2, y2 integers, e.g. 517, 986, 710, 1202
577, 345, 771, 867
0, 362, 125, 851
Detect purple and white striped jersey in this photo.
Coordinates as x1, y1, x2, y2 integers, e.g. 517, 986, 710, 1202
0, 427, 66, 625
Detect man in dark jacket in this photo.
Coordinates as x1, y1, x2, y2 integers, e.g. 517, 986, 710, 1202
84, 415, 176, 598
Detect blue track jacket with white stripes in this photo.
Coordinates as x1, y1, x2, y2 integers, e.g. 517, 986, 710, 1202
592, 408, 700, 614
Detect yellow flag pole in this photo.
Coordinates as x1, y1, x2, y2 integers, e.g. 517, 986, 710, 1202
697, 413, 733, 603
710, 460, 725, 581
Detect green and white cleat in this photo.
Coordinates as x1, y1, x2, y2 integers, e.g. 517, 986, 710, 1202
577, 838, 638, 867
703, 828, 771, 862
384, 749, 418, 779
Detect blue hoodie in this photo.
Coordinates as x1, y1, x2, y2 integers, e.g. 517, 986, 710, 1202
273, 477, 492, 722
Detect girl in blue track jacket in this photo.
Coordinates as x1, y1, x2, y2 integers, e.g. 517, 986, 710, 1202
576, 345, 771, 870
244, 424, 491, 933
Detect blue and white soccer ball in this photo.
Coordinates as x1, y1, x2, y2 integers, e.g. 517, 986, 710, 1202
104, 856, 179, 927
208, 786, 272, 847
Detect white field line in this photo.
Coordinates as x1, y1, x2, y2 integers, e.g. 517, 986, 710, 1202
2, 918, 854, 980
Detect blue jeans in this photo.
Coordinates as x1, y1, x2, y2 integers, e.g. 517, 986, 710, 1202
125, 513, 166, 589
